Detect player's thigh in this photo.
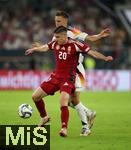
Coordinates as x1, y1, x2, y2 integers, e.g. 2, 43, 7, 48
32, 87, 47, 102
70, 91, 80, 105
60, 81, 75, 106
40, 80, 59, 96
60, 91, 70, 107
60, 81, 75, 95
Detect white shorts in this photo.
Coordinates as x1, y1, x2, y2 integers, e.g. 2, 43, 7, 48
75, 63, 86, 92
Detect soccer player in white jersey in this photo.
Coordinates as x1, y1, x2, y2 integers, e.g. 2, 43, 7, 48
33, 11, 111, 136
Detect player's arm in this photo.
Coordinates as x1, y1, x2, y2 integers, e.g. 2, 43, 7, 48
32, 42, 43, 47
87, 49, 113, 62
75, 40, 113, 62
85, 28, 111, 42
25, 44, 49, 55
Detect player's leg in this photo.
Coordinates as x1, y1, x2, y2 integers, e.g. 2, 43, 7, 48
32, 75, 60, 126
72, 91, 96, 129
71, 91, 91, 136
69, 70, 96, 135
32, 86, 50, 126
59, 91, 70, 137
71, 91, 96, 135
32, 86, 47, 117
71, 91, 88, 126
59, 81, 75, 137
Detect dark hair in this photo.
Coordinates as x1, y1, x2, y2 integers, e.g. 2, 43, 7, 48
54, 26, 67, 34
55, 11, 69, 19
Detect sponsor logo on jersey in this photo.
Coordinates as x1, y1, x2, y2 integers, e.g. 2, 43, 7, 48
63, 82, 68, 86
61, 46, 65, 51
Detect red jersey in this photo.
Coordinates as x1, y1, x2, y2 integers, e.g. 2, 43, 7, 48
48, 38, 90, 82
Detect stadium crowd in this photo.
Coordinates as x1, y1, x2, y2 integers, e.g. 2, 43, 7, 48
0, 0, 130, 69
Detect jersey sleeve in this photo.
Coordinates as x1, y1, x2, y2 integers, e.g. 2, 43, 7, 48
74, 32, 88, 41
74, 41, 90, 53
47, 41, 55, 50
52, 35, 56, 41
68, 26, 88, 41
67, 30, 75, 39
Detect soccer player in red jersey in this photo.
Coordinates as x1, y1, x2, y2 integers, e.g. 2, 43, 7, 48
25, 26, 113, 137
33, 11, 111, 136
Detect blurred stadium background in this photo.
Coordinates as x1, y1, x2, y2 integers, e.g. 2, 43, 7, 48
0, 0, 131, 90
0, 0, 131, 150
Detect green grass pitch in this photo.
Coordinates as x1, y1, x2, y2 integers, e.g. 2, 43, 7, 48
0, 91, 131, 150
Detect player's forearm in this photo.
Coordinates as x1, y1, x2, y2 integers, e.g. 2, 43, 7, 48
34, 44, 49, 52
88, 50, 107, 61
25, 44, 49, 55
85, 28, 111, 42
85, 34, 102, 42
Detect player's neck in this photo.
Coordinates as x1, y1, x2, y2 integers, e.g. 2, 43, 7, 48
59, 38, 68, 45
64, 38, 68, 44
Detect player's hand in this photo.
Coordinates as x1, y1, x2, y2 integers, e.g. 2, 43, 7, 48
105, 56, 113, 62
25, 47, 37, 55
99, 28, 111, 38
25, 42, 41, 55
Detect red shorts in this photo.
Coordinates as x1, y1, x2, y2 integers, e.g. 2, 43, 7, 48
40, 74, 75, 95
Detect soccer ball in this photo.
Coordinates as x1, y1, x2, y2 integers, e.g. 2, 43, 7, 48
18, 104, 33, 118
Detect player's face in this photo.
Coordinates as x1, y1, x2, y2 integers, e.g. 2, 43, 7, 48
55, 16, 68, 27
55, 32, 67, 45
